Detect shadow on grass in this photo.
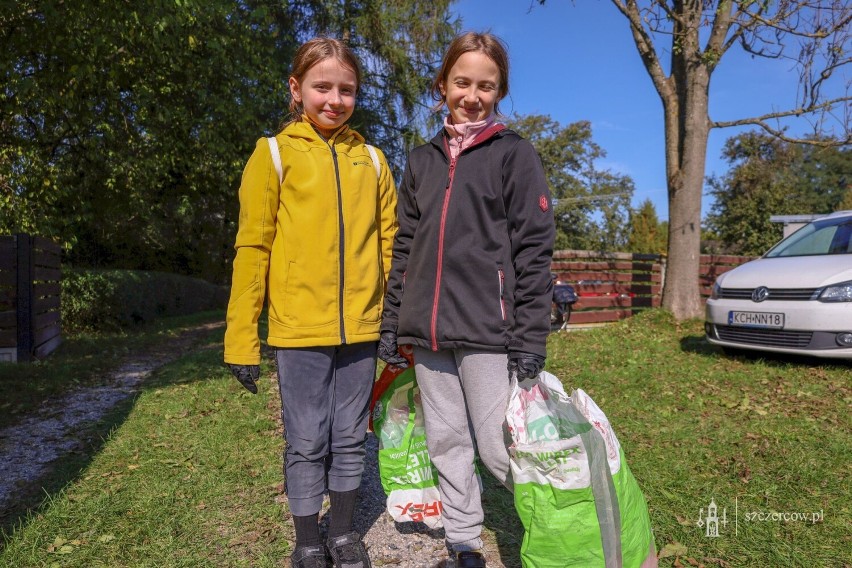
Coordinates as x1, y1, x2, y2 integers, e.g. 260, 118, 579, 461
0, 396, 136, 544
480, 468, 523, 568
680, 333, 852, 369
679, 333, 718, 356
0, 317, 227, 547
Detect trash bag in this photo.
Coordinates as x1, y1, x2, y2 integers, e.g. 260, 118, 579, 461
369, 354, 443, 528
507, 372, 657, 568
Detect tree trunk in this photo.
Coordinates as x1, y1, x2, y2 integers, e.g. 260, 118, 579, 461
661, 18, 711, 320
663, 126, 708, 320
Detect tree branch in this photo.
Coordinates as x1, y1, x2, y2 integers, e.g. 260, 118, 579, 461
612, 0, 673, 99
712, 97, 852, 145
739, 1, 851, 39
651, 0, 681, 27
705, 0, 736, 70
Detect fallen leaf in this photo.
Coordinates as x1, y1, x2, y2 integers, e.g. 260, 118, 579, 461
658, 542, 688, 559
227, 531, 261, 547
98, 534, 115, 543
47, 536, 66, 552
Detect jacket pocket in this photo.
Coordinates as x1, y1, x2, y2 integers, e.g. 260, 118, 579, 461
272, 260, 335, 328
498, 267, 507, 322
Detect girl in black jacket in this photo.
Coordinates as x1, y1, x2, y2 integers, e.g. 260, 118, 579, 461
379, 31, 555, 568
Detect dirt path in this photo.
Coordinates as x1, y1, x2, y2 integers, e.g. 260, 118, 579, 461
0, 321, 225, 518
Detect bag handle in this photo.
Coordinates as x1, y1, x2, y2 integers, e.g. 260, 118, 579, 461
266, 136, 380, 185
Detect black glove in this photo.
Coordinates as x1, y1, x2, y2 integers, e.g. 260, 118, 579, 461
507, 352, 545, 381
378, 331, 409, 369
228, 363, 260, 394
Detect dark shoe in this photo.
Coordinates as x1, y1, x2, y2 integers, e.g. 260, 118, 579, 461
448, 550, 485, 568
326, 531, 372, 568
292, 544, 330, 568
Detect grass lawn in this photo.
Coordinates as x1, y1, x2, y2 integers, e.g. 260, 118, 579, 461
1, 309, 849, 566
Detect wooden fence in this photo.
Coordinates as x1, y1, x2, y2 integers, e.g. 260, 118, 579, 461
551, 250, 754, 325
0, 234, 62, 362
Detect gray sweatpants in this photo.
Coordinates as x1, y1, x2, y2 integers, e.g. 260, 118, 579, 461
275, 342, 377, 517
411, 347, 513, 550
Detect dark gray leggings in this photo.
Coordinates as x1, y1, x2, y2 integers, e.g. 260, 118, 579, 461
275, 342, 378, 516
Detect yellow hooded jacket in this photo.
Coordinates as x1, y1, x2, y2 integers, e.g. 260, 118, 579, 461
224, 121, 398, 365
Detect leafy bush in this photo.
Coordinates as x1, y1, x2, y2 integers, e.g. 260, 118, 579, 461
62, 269, 228, 333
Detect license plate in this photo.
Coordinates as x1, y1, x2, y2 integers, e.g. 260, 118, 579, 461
728, 311, 785, 328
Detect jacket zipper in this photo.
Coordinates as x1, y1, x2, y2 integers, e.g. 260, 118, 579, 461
498, 269, 506, 321
429, 127, 504, 350
330, 143, 347, 344
431, 138, 458, 350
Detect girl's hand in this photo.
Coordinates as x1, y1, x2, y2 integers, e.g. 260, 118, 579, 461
378, 331, 409, 369
507, 352, 545, 381
227, 364, 260, 394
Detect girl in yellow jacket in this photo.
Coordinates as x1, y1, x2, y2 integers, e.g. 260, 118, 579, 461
224, 38, 397, 568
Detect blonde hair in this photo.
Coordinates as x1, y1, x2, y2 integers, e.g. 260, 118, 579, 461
431, 31, 510, 115
286, 37, 362, 125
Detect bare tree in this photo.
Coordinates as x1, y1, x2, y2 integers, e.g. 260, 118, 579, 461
535, 0, 850, 320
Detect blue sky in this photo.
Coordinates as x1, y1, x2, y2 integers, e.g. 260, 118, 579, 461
452, 0, 846, 219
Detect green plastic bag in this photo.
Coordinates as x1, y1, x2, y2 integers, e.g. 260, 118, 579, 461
370, 357, 443, 528
507, 372, 657, 568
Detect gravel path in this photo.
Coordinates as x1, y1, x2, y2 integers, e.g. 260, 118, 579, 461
355, 434, 452, 567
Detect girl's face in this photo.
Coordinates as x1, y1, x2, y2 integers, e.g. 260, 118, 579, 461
440, 51, 501, 124
289, 58, 357, 138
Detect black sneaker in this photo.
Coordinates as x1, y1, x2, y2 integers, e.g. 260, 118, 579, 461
449, 550, 486, 568
291, 544, 330, 568
326, 531, 372, 568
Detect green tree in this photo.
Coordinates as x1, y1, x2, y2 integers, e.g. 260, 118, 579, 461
505, 114, 635, 251
533, 0, 850, 319
1, 1, 457, 283
289, 0, 458, 166
627, 199, 667, 255
796, 142, 852, 214
705, 131, 852, 255
1, 0, 298, 282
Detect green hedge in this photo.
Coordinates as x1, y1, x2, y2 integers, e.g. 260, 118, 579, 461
61, 269, 229, 333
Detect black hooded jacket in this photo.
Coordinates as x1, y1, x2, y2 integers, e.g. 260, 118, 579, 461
381, 125, 555, 357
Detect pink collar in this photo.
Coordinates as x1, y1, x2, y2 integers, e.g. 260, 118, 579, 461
444, 115, 498, 159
